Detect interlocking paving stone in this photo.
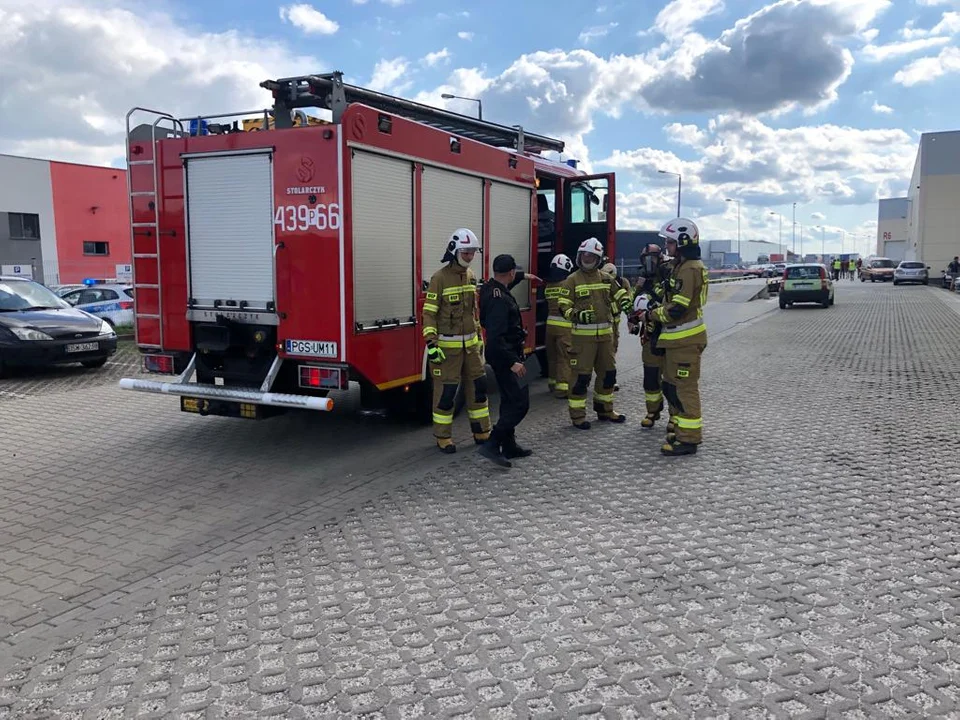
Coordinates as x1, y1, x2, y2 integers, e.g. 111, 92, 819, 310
1, 284, 959, 718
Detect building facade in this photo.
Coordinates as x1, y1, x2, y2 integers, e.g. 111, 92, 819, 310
0, 154, 130, 285
876, 197, 909, 261
902, 131, 960, 272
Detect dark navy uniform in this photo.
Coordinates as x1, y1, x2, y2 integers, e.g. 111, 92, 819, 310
478, 255, 532, 465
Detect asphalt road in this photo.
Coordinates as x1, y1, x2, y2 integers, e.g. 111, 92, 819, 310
2, 282, 959, 718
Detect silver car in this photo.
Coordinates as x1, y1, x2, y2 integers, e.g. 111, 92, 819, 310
893, 261, 929, 286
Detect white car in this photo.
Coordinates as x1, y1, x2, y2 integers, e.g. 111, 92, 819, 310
60, 284, 135, 328
893, 261, 930, 286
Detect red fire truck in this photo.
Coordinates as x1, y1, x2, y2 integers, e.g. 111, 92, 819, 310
119, 72, 617, 421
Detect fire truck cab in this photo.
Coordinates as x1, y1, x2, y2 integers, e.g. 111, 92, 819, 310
119, 71, 616, 422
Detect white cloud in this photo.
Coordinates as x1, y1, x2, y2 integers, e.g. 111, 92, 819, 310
811, 211, 826, 220
0, 3, 320, 166
872, 101, 894, 113
381, 0, 408, 5
422, 48, 451, 67
652, 0, 724, 37
368, 57, 412, 93
457, 31, 474, 40
894, 45, 960, 84
279, 4, 339, 35
578, 22, 618, 44
862, 36, 951, 60
901, 10, 960, 38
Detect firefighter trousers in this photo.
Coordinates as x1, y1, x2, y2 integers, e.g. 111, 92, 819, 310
431, 346, 491, 442
661, 343, 705, 444
545, 325, 573, 397
568, 336, 617, 423
641, 341, 665, 417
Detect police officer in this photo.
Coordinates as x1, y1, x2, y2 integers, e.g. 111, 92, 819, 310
421, 228, 491, 454
644, 218, 708, 456
478, 254, 540, 468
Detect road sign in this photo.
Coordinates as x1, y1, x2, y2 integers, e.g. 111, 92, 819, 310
116, 264, 133, 282
2, 264, 33, 279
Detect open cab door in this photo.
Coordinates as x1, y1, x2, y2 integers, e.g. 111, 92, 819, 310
558, 173, 617, 263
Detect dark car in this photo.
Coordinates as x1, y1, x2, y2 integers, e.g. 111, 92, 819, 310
0, 276, 118, 376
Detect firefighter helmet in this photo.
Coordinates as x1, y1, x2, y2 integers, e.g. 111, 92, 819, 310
549, 254, 574, 273
658, 218, 699, 248
444, 227, 481, 265
577, 237, 604, 270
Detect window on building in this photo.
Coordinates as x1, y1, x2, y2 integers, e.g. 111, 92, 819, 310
9, 213, 40, 240
83, 241, 110, 256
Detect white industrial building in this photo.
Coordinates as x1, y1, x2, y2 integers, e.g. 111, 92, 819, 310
897, 130, 960, 271
876, 197, 909, 262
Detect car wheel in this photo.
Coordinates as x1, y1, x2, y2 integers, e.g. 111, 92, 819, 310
779, 298, 787, 309
923, 279, 929, 285
893, 281, 899, 286
81, 357, 108, 369
822, 299, 830, 308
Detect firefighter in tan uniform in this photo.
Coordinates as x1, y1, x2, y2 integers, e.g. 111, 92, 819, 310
544, 254, 574, 399
601, 260, 633, 391
627, 243, 675, 431
557, 238, 632, 429
421, 228, 491, 453
644, 218, 708, 456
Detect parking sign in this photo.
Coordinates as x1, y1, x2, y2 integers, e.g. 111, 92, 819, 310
2, 264, 34, 279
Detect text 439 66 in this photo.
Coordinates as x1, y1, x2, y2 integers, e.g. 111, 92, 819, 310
274, 204, 341, 232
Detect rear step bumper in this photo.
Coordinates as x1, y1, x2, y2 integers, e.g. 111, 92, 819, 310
118, 352, 333, 411
118, 378, 334, 411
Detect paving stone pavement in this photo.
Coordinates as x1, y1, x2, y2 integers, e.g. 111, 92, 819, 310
0, 342, 140, 401
2, 284, 960, 718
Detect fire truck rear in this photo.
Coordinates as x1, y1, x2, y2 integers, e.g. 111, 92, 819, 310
119, 72, 617, 421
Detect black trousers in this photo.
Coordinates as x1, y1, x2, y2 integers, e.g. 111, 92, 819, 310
491, 364, 530, 444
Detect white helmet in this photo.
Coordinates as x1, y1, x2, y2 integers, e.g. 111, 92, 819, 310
658, 218, 700, 248
577, 237, 604, 270
445, 227, 481, 266
633, 294, 650, 313
549, 254, 574, 273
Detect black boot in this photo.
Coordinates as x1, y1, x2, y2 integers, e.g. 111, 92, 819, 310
661, 440, 698, 456
477, 431, 512, 468
502, 433, 533, 459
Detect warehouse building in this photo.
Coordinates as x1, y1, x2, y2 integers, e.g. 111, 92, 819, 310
0, 154, 130, 285
900, 130, 960, 272
876, 197, 909, 262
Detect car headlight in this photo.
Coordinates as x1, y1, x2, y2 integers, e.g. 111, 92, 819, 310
10, 327, 54, 341
99, 321, 116, 337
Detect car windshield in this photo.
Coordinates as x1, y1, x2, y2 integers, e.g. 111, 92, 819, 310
872, 259, 895, 268
0, 280, 70, 312
900, 262, 924, 269
786, 267, 822, 279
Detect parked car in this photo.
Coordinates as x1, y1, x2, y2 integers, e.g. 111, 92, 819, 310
860, 257, 896, 282
893, 261, 930, 286
59, 284, 135, 328
49, 284, 85, 297
0, 276, 118, 376
779, 264, 835, 309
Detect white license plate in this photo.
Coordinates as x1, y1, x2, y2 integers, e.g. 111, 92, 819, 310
66, 342, 99, 353
285, 339, 338, 358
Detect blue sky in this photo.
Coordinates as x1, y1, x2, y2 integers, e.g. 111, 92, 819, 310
1, 0, 957, 255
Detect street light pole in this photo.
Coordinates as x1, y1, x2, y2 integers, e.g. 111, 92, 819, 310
658, 170, 681, 216
770, 211, 783, 260
441, 93, 483, 119
792, 202, 797, 250
726, 198, 741, 262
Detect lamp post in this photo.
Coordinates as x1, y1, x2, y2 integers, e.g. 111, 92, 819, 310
726, 198, 741, 263
798, 223, 803, 258
658, 170, 681, 216
441, 93, 483, 119
770, 211, 783, 261
818, 225, 826, 260
792, 202, 797, 250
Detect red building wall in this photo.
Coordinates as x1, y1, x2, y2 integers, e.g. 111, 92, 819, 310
50, 162, 130, 283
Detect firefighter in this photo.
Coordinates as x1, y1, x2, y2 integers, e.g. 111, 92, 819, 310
544, 254, 574, 399
642, 218, 708, 456
600, 260, 633, 369
558, 238, 633, 429
627, 243, 674, 432
421, 228, 491, 453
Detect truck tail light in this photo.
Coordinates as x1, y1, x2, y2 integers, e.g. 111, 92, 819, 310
299, 364, 348, 390
144, 353, 175, 374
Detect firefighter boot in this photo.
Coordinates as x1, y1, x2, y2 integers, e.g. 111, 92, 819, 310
478, 430, 512, 468
661, 440, 698, 456
641, 399, 663, 429
437, 438, 456, 454
641, 410, 661, 428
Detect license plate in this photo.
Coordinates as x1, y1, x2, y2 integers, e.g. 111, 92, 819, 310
285, 339, 338, 358
66, 342, 99, 353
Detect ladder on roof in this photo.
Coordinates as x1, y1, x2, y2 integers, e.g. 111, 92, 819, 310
124, 108, 185, 350
259, 71, 566, 155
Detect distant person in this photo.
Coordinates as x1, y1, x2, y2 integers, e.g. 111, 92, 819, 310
847, 258, 856, 281
856, 257, 863, 279
832, 258, 841, 281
